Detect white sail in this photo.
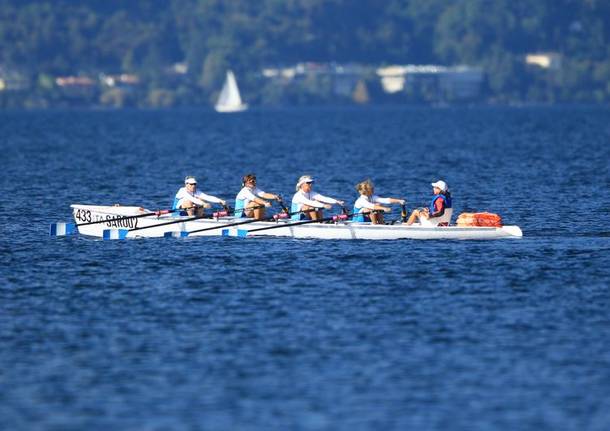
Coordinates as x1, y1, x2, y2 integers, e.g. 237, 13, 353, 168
215, 70, 248, 113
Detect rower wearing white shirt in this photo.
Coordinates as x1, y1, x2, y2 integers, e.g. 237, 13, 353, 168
173, 176, 226, 217
235, 173, 281, 220
353, 179, 405, 224
291, 175, 344, 221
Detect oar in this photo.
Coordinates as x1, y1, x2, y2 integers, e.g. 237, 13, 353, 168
395, 202, 408, 224
100, 203, 258, 240
277, 196, 290, 214
387, 202, 408, 225
111, 204, 261, 234
182, 207, 316, 237
50, 207, 184, 236
102, 203, 295, 240
225, 212, 357, 237
50, 202, 240, 237
226, 208, 397, 238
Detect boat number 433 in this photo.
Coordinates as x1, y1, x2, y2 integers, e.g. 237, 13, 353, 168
73, 209, 138, 228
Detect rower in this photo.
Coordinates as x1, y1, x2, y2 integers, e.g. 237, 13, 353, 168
291, 175, 344, 221
235, 173, 281, 220
405, 180, 453, 226
353, 179, 405, 224
172, 176, 226, 217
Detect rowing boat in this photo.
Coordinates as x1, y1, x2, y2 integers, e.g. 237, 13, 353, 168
70, 204, 523, 240
67, 204, 523, 240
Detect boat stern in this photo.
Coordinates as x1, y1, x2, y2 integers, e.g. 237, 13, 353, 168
501, 225, 523, 237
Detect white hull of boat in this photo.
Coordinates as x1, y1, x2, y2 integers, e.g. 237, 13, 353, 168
70, 205, 523, 240
214, 103, 248, 113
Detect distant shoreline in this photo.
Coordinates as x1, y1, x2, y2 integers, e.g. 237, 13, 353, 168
1, 102, 609, 113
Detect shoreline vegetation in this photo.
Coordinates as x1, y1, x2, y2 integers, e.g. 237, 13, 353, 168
1, 0, 609, 109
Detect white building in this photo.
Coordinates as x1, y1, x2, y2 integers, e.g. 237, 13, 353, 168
377, 64, 484, 100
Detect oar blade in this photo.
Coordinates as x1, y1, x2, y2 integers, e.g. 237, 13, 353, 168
222, 228, 248, 238
103, 229, 129, 240
49, 222, 77, 236
164, 231, 189, 238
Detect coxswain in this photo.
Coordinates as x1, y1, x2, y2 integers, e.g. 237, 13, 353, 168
291, 175, 344, 221
235, 173, 281, 219
405, 180, 453, 226
173, 176, 226, 217
353, 179, 405, 224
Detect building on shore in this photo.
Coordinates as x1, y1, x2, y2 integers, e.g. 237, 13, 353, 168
0, 66, 29, 92
525, 53, 562, 70
261, 62, 483, 103
55, 75, 97, 99
377, 65, 484, 101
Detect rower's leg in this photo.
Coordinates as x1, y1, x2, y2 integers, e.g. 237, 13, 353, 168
181, 201, 195, 217
302, 205, 322, 220
370, 212, 384, 224
405, 209, 420, 225
360, 208, 372, 222
246, 202, 266, 220
244, 202, 264, 219
253, 207, 266, 220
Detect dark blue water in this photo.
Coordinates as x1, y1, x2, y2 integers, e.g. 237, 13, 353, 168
1, 107, 610, 430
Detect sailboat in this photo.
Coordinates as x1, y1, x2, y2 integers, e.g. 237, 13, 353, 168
214, 70, 248, 113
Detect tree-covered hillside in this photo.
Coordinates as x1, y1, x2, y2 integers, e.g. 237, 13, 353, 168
1, 0, 609, 107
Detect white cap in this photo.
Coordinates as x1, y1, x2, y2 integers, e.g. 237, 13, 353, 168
185, 176, 197, 185
431, 180, 447, 192
296, 175, 314, 191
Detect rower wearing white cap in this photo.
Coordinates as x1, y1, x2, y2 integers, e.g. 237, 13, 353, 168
353, 179, 405, 224
405, 180, 453, 226
235, 173, 281, 220
291, 175, 344, 221
172, 176, 226, 217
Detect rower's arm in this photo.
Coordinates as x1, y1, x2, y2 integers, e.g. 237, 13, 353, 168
253, 196, 269, 205
259, 192, 280, 200
197, 191, 224, 204
375, 196, 405, 206
312, 193, 342, 205
295, 193, 326, 208
367, 197, 392, 212
179, 193, 205, 207
375, 197, 393, 205
358, 198, 390, 213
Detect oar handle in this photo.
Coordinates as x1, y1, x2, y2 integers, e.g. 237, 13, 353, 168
247, 208, 397, 234
248, 212, 357, 233
276, 196, 290, 214
187, 207, 314, 235
400, 203, 408, 223
206, 203, 267, 219
271, 207, 316, 220
212, 210, 230, 218
214, 203, 253, 218
230, 204, 266, 214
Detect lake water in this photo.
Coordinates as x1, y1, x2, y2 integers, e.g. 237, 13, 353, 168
1, 106, 610, 430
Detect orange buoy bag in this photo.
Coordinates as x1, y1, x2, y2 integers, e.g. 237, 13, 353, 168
456, 212, 503, 227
